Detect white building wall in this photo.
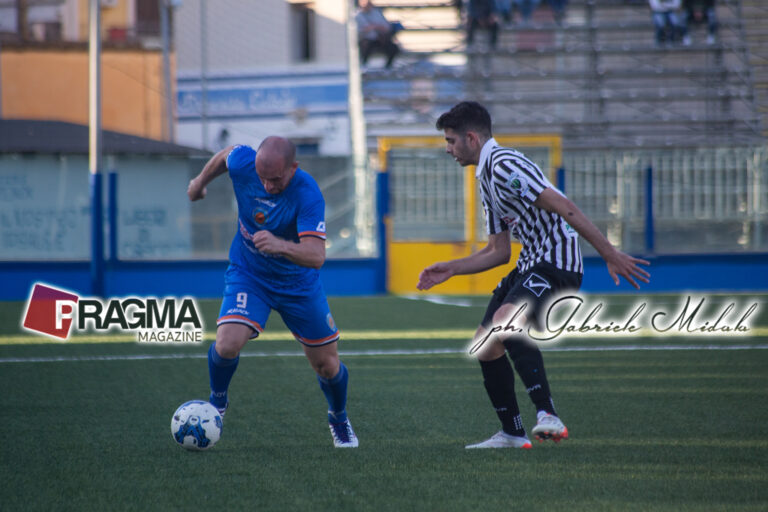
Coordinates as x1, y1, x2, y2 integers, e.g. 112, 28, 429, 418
175, 0, 295, 72
173, 0, 351, 154
173, 0, 351, 72
314, 0, 348, 64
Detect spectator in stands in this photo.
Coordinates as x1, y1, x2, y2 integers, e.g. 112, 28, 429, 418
683, 0, 718, 45
649, 0, 686, 47
515, 0, 541, 27
453, 0, 465, 22
356, 0, 401, 69
545, 0, 568, 27
467, 0, 500, 50
495, 0, 514, 26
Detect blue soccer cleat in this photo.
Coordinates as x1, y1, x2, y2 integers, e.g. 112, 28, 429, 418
329, 418, 359, 448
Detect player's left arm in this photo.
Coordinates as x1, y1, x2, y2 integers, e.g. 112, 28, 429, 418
251, 231, 325, 269
533, 188, 651, 289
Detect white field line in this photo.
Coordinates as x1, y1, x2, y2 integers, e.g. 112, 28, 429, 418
2, 326, 768, 345
0, 329, 478, 345
1, 344, 768, 364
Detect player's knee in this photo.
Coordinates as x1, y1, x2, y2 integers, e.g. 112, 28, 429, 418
503, 335, 539, 361
491, 303, 528, 330
309, 352, 340, 379
315, 358, 340, 379
475, 340, 506, 362
472, 324, 513, 361
215, 324, 251, 358
214, 338, 241, 359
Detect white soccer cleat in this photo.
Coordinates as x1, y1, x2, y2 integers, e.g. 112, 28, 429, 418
329, 419, 359, 448
465, 431, 533, 449
531, 413, 569, 443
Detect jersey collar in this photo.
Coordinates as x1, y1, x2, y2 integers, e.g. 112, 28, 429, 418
476, 138, 498, 178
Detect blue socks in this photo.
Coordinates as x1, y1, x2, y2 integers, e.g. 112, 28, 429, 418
208, 343, 348, 423
208, 343, 239, 409
317, 362, 349, 424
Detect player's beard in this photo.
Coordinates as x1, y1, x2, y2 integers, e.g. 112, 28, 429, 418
454, 153, 470, 167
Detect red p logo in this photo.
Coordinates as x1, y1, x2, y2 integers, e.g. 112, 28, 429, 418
22, 284, 80, 340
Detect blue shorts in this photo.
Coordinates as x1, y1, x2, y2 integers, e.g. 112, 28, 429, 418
216, 266, 339, 347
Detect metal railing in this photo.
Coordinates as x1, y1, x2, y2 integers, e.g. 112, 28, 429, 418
188, 155, 377, 259
386, 144, 768, 255
563, 145, 768, 254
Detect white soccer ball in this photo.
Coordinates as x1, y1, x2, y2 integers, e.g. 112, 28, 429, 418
171, 400, 223, 450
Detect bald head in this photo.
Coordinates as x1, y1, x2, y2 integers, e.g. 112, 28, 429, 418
258, 136, 296, 167
255, 136, 298, 195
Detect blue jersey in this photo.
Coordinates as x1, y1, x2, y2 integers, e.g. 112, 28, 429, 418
225, 144, 327, 290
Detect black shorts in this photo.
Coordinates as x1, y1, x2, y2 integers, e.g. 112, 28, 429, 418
480, 261, 583, 331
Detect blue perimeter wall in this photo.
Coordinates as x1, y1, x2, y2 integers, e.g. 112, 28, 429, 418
1, 253, 767, 300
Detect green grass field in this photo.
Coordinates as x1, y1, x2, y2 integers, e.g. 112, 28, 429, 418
2, 295, 767, 511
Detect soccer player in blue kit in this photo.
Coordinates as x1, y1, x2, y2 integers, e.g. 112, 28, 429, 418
187, 136, 358, 448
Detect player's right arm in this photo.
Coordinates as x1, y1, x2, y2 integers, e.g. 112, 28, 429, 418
187, 145, 235, 202
534, 188, 650, 289
417, 231, 511, 290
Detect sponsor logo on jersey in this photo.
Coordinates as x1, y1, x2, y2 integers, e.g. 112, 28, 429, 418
502, 216, 519, 228
255, 198, 277, 208
239, 219, 251, 239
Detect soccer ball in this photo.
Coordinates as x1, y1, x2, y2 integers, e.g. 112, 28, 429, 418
171, 400, 223, 450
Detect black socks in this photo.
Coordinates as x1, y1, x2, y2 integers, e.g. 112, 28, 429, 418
505, 338, 557, 416
479, 355, 526, 437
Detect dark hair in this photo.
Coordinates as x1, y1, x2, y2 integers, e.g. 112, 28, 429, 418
435, 101, 492, 137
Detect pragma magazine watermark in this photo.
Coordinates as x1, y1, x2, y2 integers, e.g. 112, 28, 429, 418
470, 294, 760, 354
21, 282, 204, 343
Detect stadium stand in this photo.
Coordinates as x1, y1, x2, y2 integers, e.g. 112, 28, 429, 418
363, 0, 767, 149
740, 0, 768, 138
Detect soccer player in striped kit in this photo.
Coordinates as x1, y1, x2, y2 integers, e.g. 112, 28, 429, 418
418, 102, 650, 448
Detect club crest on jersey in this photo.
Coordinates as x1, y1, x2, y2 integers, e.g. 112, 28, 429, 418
326, 313, 336, 331
505, 171, 529, 196
252, 207, 268, 225
523, 272, 551, 297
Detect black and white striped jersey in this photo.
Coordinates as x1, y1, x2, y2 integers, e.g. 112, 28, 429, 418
477, 139, 583, 274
